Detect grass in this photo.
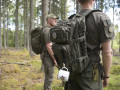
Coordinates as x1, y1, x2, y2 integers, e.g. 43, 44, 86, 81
0, 49, 120, 90
0, 49, 63, 90
104, 56, 120, 90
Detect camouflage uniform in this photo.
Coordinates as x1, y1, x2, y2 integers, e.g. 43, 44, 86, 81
42, 26, 54, 90
65, 9, 114, 90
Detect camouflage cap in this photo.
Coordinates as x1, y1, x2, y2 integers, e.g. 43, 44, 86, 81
46, 14, 59, 20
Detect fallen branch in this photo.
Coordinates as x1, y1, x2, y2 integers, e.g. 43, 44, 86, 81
0, 62, 31, 66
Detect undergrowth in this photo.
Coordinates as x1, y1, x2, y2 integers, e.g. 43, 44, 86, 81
0, 49, 120, 90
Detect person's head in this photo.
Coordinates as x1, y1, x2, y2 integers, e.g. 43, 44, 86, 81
77, 0, 95, 9
46, 14, 58, 27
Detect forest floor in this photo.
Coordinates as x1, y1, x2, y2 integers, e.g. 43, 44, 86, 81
0, 49, 120, 90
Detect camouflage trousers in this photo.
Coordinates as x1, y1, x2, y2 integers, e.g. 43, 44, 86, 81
42, 53, 54, 90
65, 62, 103, 90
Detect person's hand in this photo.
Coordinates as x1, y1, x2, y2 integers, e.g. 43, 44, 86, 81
103, 78, 109, 87
54, 60, 58, 67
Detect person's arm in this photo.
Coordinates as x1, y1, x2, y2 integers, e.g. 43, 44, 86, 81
43, 27, 58, 67
101, 41, 113, 87
46, 43, 58, 67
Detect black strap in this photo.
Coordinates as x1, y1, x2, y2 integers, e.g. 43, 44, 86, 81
68, 14, 76, 19
78, 10, 102, 17
84, 10, 101, 17
68, 10, 101, 20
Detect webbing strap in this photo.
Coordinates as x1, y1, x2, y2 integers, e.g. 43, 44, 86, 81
78, 10, 101, 17
76, 55, 88, 62
73, 36, 85, 42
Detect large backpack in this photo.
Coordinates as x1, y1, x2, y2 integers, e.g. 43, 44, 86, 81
31, 26, 44, 54
50, 10, 101, 73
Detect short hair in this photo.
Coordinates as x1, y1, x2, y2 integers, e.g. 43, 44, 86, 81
78, 0, 90, 4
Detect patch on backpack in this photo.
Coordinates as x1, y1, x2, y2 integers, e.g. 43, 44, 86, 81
52, 32, 57, 39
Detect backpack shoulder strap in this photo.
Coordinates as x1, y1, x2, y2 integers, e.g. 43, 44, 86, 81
68, 14, 76, 19
42, 26, 50, 32
42, 25, 51, 30
76, 10, 102, 17
85, 10, 102, 17
68, 10, 101, 19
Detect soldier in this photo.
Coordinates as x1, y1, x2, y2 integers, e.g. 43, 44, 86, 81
42, 14, 58, 90
65, 0, 114, 90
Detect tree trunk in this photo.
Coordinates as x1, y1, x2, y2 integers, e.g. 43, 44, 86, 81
15, 0, 19, 49
6, 10, 9, 48
24, 0, 27, 48
24, 0, 28, 50
0, 0, 1, 57
111, 6, 115, 49
0, 0, 2, 50
41, 0, 49, 72
64, 0, 66, 19
42, 0, 48, 27
20, 30, 22, 48
26, 0, 29, 51
29, 0, 34, 55
76, 0, 79, 13
27, 0, 29, 52
74, 0, 76, 13
119, 32, 120, 53
20, 17, 23, 48
95, 0, 98, 9
49, 0, 51, 14
61, 0, 64, 20
3, 0, 6, 49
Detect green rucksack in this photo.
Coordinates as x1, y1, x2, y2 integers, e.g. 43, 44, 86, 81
31, 26, 44, 54
50, 10, 101, 73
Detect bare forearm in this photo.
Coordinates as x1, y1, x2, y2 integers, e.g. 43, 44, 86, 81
46, 43, 58, 66
102, 50, 113, 76
46, 46, 56, 62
